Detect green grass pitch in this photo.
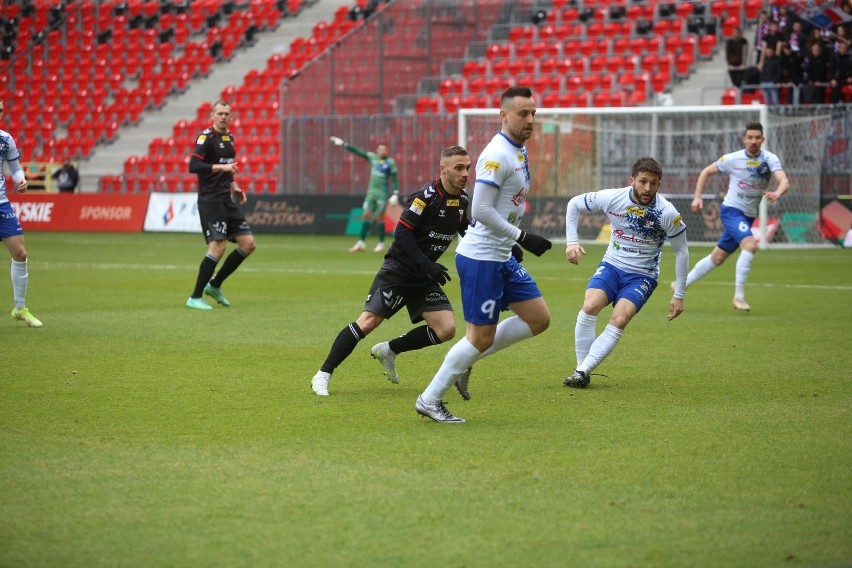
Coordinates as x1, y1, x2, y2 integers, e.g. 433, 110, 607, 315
1, 232, 850, 567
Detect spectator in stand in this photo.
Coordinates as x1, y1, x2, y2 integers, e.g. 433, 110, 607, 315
780, 42, 804, 103
758, 47, 783, 105
761, 20, 785, 57
726, 27, 750, 87
770, 3, 787, 31
802, 41, 831, 104
832, 24, 851, 53
828, 40, 852, 103
786, 20, 805, 53
754, 10, 770, 62
820, 27, 836, 51
804, 27, 824, 54
51, 158, 79, 193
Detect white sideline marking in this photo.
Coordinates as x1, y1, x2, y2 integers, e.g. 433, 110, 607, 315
35, 261, 378, 276
35, 262, 852, 290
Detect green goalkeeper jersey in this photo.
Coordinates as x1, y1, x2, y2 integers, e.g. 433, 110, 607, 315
344, 143, 399, 196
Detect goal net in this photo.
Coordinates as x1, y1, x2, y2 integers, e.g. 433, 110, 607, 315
458, 105, 834, 247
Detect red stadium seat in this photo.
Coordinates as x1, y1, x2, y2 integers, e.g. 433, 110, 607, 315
565, 75, 583, 91
699, 35, 717, 58
486, 43, 511, 60
462, 60, 487, 78
676, 2, 694, 19
721, 88, 738, 105
491, 59, 510, 76
744, 0, 762, 21
415, 96, 440, 114
540, 57, 558, 74
508, 27, 535, 43
467, 76, 487, 94
438, 78, 464, 96
612, 37, 631, 54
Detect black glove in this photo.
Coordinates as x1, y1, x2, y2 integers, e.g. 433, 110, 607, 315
511, 244, 524, 263
424, 262, 451, 286
517, 231, 552, 257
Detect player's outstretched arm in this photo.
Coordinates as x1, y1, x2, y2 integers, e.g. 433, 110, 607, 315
330, 137, 369, 159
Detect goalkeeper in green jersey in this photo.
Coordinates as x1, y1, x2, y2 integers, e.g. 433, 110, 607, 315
330, 136, 400, 253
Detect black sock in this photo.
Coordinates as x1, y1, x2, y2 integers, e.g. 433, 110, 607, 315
388, 325, 441, 354
191, 254, 219, 298
321, 322, 365, 373
209, 248, 247, 288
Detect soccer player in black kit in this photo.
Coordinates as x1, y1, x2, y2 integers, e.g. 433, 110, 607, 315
186, 100, 256, 310
311, 146, 472, 396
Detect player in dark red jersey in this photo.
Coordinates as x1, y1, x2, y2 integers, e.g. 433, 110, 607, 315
185, 100, 256, 310
311, 146, 471, 396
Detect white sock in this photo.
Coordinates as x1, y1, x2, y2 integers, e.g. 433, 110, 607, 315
478, 316, 533, 359
11, 259, 28, 309
686, 254, 717, 288
578, 324, 623, 374
735, 250, 754, 299
574, 311, 598, 367
421, 338, 481, 405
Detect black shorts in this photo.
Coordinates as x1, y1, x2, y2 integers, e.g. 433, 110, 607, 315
363, 268, 452, 323
198, 200, 252, 243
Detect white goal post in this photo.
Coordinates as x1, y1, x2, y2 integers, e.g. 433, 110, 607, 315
458, 105, 834, 248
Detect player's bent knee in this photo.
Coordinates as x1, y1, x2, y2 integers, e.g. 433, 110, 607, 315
434, 325, 456, 343
530, 317, 550, 336
581, 302, 605, 316
521, 310, 551, 335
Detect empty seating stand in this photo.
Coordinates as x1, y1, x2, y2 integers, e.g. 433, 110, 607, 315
414, 0, 741, 114
112, 1, 361, 194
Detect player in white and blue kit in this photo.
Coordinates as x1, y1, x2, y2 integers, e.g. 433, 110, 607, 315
415, 86, 553, 423
0, 98, 42, 327
564, 156, 688, 388
685, 121, 789, 311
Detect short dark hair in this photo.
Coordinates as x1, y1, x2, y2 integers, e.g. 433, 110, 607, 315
501, 86, 533, 106
441, 145, 468, 159
631, 156, 663, 179
745, 121, 764, 134
212, 100, 232, 109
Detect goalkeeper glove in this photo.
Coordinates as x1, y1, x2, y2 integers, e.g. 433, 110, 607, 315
329, 136, 345, 146
517, 231, 552, 257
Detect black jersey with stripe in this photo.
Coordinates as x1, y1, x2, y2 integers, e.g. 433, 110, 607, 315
190, 127, 236, 202
383, 178, 469, 277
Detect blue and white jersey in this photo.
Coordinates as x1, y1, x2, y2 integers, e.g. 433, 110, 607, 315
457, 132, 530, 261
582, 187, 686, 278
0, 129, 23, 205
716, 148, 783, 217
